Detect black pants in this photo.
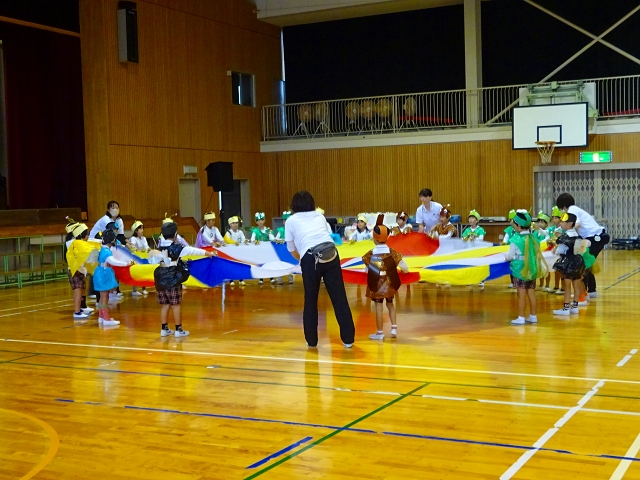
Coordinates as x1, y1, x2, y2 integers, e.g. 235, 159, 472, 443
583, 231, 610, 293
300, 251, 355, 346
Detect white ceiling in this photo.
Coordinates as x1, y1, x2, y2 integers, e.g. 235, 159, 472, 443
253, 0, 467, 26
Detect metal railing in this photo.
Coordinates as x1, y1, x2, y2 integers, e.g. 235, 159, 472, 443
262, 74, 640, 141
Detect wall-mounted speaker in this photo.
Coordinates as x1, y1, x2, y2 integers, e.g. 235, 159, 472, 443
205, 162, 234, 192
117, 1, 139, 63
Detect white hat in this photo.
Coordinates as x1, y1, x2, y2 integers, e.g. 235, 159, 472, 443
131, 220, 143, 232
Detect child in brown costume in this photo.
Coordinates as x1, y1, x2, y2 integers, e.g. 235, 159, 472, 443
363, 215, 409, 340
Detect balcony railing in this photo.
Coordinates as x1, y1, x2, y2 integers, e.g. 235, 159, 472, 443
261, 74, 640, 141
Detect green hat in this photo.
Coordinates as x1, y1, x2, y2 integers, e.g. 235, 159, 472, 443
537, 211, 550, 223
551, 206, 562, 218
282, 210, 291, 221
513, 211, 532, 228
468, 209, 481, 220
508, 209, 516, 220
254, 212, 265, 221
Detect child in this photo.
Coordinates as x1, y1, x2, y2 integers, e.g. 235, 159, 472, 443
462, 209, 486, 241
503, 209, 518, 288
223, 216, 247, 286
505, 211, 547, 325
429, 206, 456, 238
274, 211, 294, 285
549, 206, 564, 294
363, 215, 409, 340
67, 223, 94, 319
349, 215, 372, 242
159, 215, 190, 247
552, 213, 589, 317
391, 211, 412, 236
533, 212, 552, 290
156, 221, 215, 337
127, 221, 150, 296
93, 229, 131, 326
251, 212, 275, 285
196, 212, 225, 248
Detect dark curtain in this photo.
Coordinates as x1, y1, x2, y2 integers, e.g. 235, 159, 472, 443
1, 21, 86, 210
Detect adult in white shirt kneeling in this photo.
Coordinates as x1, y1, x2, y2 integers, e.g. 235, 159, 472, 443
556, 193, 610, 298
285, 191, 356, 348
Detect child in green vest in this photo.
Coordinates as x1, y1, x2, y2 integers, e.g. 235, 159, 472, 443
548, 206, 564, 295
504, 211, 548, 325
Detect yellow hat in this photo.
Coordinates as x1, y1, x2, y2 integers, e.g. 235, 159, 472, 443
65, 217, 79, 233
72, 223, 88, 238
131, 220, 143, 232
316, 207, 325, 215
228, 216, 240, 225
357, 215, 367, 223
204, 212, 216, 221
162, 213, 175, 224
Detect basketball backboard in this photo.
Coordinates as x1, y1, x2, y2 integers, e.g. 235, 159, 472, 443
512, 102, 588, 150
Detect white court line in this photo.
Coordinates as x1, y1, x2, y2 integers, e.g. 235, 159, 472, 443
222, 330, 238, 335
610, 432, 640, 479
0, 299, 71, 312
632, 349, 638, 355
2, 338, 640, 386
0, 304, 73, 318
500, 380, 605, 480
618, 355, 633, 367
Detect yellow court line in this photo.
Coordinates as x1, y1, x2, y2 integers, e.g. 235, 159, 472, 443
0, 408, 60, 480
2, 338, 640, 385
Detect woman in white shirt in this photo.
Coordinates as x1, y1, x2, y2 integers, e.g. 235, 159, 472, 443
285, 191, 355, 348
89, 200, 125, 243
557, 193, 610, 298
416, 188, 443, 234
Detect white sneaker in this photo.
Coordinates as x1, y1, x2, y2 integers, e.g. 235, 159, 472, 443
102, 318, 120, 326
73, 312, 89, 319
142, 289, 149, 295
98, 317, 103, 324
229, 281, 235, 286
510, 317, 526, 325
88, 294, 97, 299
588, 292, 598, 299
288, 275, 294, 284
554, 289, 564, 295
553, 308, 571, 316
526, 316, 538, 324
577, 300, 589, 307
182, 285, 188, 290
277, 278, 284, 285
258, 279, 264, 285
116, 292, 123, 298
390, 327, 397, 338
160, 328, 174, 337
175, 329, 189, 337
369, 332, 384, 340
508, 283, 514, 289
343, 343, 353, 348
239, 281, 246, 286
270, 278, 276, 284
570, 307, 579, 314
81, 307, 94, 313
479, 282, 485, 288
131, 291, 143, 297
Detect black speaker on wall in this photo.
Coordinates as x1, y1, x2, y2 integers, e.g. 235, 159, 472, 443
205, 162, 234, 192
117, 1, 139, 63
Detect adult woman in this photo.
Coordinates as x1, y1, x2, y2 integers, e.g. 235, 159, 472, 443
285, 191, 355, 348
89, 200, 125, 244
416, 188, 443, 234
556, 193, 610, 298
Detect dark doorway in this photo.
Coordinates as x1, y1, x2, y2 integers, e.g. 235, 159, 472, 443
221, 180, 243, 232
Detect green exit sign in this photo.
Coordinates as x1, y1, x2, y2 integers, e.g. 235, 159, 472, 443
580, 151, 612, 163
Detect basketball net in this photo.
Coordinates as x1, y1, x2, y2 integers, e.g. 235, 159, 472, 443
536, 141, 556, 164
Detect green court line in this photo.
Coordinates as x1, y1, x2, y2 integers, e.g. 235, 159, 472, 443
605, 267, 640, 291
0, 353, 39, 364
243, 382, 430, 479
2, 348, 634, 400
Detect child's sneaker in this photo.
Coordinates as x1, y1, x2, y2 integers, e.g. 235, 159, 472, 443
577, 300, 589, 307
277, 278, 284, 285
510, 317, 526, 325
73, 312, 89, 319
88, 294, 97, 299
239, 281, 246, 286
288, 275, 294, 284
175, 329, 189, 337
270, 278, 276, 284
131, 290, 142, 297
570, 306, 579, 314
554, 289, 564, 295
369, 332, 384, 340
588, 292, 598, 299
102, 318, 120, 326
258, 279, 264, 285
160, 328, 174, 337
526, 315, 538, 324
142, 289, 149, 295
479, 282, 485, 288
81, 307, 94, 314
229, 281, 235, 286
508, 283, 515, 289
553, 307, 571, 316
343, 343, 353, 348
390, 326, 397, 338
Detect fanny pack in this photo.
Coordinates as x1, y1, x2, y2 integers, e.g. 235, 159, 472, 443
308, 241, 337, 267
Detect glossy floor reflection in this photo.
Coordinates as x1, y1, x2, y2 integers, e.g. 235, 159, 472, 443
1, 249, 639, 479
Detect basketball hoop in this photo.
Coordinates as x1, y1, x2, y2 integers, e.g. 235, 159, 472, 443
536, 141, 556, 164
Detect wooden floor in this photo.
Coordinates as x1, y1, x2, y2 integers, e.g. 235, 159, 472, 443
1, 249, 640, 479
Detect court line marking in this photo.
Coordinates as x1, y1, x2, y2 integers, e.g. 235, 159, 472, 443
3, 337, 640, 385
7, 359, 640, 419
0, 408, 60, 480
51, 397, 640, 467
246, 436, 313, 469
610, 432, 640, 479
500, 380, 605, 480
617, 348, 638, 367
222, 330, 238, 334
0, 299, 74, 312
605, 268, 640, 291
0, 304, 73, 318
0, 354, 40, 364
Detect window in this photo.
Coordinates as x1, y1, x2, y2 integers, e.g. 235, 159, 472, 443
231, 72, 255, 107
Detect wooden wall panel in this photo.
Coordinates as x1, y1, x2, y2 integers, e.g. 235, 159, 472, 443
81, 0, 281, 220
264, 132, 640, 221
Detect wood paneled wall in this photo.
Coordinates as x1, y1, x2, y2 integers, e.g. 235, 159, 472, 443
263, 132, 640, 219
80, 0, 281, 221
